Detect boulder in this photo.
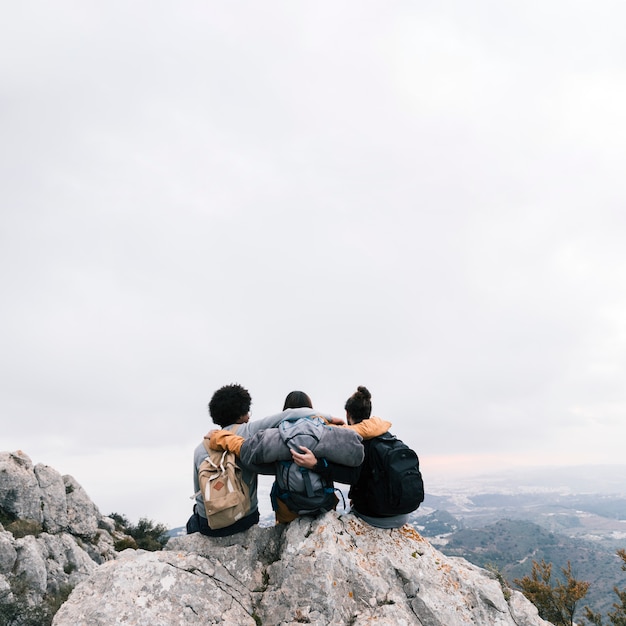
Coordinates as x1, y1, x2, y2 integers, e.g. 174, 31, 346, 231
63, 475, 100, 538
0, 451, 43, 524
53, 513, 552, 626
0, 530, 17, 573
13, 535, 48, 597
0, 450, 126, 618
36, 532, 99, 594
35, 464, 69, 533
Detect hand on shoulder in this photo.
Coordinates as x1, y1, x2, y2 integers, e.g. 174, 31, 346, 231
207, 429, 245, 455
290, 446, 317, 469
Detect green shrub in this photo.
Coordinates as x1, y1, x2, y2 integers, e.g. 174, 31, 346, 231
583, 548, 626, 626
132, 517, 169, 551
114, 537, 138, 551
515, 559, 589, 626
109, 512, 131, 531
109, 513, 169, 551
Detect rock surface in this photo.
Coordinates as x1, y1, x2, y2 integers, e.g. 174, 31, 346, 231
2, 451, 553, 625
0, 450, 123, 616
53, 513, 552, 626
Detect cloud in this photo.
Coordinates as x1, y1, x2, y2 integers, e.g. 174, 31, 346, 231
2, 1, 626, 526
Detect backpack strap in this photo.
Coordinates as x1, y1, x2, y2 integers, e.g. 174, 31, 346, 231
334, 487, 347, 510
301, 467, 315, 498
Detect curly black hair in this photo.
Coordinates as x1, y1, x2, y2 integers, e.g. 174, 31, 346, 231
344, 385, 372, 423
208, 384, 252, 427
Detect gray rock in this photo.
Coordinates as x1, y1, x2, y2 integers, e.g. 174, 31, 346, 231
36, 533, 99, 594
0, 574, 12, 601
35, 463, 69, 533
0, 452, 98, 539
54, 513, 552, 626
0, 449, 128, 616
54, 549, 259, 626
0, 530, 17, 573
510, 589, 553, 625
84, 528, 119, 564
98, 515, 116, 533
63, 475, 99, 538
0, 451, 43, 523
14, 535, 48, 597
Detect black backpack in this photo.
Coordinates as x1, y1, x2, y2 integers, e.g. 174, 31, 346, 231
353, 432, 424, 516
273, 416, 338, 517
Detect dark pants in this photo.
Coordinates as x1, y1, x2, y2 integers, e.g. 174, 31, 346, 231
186, 505, 260, 537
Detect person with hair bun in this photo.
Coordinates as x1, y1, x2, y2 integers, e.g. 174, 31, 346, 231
346, 386, 414, 529
344, 386, 373, 423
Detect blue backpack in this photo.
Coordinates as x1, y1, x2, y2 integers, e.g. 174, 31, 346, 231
273, 416, 338, 516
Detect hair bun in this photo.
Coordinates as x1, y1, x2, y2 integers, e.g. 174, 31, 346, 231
356, 386, 371, 400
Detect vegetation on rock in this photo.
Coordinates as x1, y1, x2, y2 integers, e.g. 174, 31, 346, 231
514, 550, 626, 626
514, 559, 589, 626
583, 549, 626, 626
109, 512, 169, 551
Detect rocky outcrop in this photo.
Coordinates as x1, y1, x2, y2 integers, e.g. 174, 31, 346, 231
53, 513, 552, 626
2, 451, 552, 625
0, 451, 106, 540
0, 451, 122, 619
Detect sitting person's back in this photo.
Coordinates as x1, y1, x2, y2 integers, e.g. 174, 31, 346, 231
346, 386, 424, 529
271, 391, 358, 523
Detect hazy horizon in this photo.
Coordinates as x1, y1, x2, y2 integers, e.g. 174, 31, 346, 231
4, 446, 625, 527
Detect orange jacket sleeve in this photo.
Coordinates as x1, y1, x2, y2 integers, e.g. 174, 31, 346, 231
207, 430, 245, 456
344, 416, 392, 440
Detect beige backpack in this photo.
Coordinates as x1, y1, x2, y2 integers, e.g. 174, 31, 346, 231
197, 426, 251, 529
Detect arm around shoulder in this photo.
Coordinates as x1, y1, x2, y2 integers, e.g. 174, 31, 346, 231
345, 416, 391, 439
208, 430, 245, 455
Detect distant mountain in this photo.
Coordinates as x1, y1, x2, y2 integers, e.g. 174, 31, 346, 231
408, 466, 626, 622
431, 517, 626, 621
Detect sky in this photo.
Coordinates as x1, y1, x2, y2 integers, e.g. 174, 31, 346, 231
2, 1, 626, 528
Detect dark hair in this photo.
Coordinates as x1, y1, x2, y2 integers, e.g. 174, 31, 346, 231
344, 386, 372, 423
208, 384, 251, 427
283, 390, 313, 410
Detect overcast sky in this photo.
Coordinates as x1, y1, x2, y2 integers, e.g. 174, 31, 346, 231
2, 2, 625, 527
